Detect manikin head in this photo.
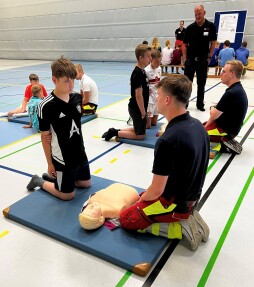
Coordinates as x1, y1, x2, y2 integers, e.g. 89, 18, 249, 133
79, 202, 105, 230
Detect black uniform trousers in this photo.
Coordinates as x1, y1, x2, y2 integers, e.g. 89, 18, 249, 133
184, 58, 208, 109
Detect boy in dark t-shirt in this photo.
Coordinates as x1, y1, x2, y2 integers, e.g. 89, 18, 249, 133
102, 44, 151, 141
26, 56, 91, 200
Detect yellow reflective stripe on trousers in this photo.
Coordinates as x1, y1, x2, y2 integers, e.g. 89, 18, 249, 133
151, 223, 160, 236
138, 222, 182, 239
142, 201, 176, 216
207, 127, 227, 137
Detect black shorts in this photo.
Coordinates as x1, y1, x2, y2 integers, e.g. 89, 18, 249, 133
128, 106, 147, 135
55, 162, 91, 193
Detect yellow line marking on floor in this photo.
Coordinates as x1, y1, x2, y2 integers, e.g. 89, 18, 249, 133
123, 149, 131, 154
0, 230, 9, 238
110, 158, 118, 163
92, 135, 101, 139
93, 168, 103, 174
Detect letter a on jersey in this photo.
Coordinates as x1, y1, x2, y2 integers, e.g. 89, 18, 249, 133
69, 120, 80, 138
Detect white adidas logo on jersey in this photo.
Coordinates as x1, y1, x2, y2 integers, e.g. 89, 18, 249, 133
59, 112, 66, 118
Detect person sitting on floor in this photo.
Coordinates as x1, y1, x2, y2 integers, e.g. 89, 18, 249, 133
23, 84, 44, 132
75, 64, 98, 115
204, 60, 248, 156
0, 74, 47, 118
119, 75, 210, 251
79, 183, 140, 230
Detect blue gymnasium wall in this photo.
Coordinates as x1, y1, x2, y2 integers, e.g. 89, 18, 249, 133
0, 0, 252, 61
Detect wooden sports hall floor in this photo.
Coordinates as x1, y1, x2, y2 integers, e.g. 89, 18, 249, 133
0, 59, 253, 287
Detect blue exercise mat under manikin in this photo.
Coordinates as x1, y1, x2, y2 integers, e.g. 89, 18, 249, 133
3, 175, 169, 276
116, 122, 164, 149
8, 114, 97, 125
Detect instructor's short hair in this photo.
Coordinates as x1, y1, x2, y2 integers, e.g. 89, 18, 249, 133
156, 75, 192, 104
226, 60, 244, 79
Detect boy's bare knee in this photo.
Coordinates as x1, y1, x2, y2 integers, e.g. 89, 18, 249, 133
136, 134, 146, 140
76, 179, 91, 189
60, 191, 75, 201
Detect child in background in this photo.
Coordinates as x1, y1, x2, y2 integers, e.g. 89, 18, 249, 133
218, 40, 235, 75
161, 40, 173, 73
151, 37, 162, 52
0, 74, 47, 118
208, 41, 220, 75
171, 44, 182, 74
23, 84, 43, 132
235, 41, 249, 76
145, 49, 162, 128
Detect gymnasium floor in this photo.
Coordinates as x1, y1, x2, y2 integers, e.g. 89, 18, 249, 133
0, 59, 253, 287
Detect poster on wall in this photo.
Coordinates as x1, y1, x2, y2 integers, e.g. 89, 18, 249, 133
217, 13, 238, 43
214, 10, 247, 50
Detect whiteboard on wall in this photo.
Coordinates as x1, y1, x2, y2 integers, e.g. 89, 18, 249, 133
214, 10, 247, 50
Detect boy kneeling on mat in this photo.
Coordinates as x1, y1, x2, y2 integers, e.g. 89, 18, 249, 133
26, 56, 91, 201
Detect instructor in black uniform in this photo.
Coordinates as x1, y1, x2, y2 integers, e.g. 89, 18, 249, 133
183, 4, 217, 111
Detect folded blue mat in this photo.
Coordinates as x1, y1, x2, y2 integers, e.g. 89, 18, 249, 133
116, 122, 164, 149
8, 114, 97, 125
3, 175, 169, 276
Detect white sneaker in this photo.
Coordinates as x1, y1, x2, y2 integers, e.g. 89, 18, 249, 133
181, 215, 202, 251
193, 210, 210, 242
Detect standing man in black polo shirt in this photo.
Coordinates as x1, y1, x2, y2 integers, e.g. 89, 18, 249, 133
183, 4, 217, 111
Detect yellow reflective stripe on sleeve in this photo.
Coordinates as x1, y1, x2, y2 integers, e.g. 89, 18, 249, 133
142, 201, 176, 216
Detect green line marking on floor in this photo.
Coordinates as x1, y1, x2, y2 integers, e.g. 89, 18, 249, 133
197, 167, 254, 287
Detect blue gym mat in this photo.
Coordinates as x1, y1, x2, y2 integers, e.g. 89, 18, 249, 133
0, 121, 37, 147
3, 175, 169, 276
8, 114, 97, 125
116, 122, 164, 149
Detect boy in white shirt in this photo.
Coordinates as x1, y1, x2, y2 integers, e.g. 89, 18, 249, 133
75, 64, 98, 115
145, 49, 162, 128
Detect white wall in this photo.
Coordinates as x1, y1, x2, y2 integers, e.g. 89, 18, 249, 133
0, 0, 253, 61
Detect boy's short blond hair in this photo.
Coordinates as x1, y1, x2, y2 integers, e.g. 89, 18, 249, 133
31, 84, 42, 97
151, 49, 162, 59
135, 44, 151, 61
75, 63, 84, 73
